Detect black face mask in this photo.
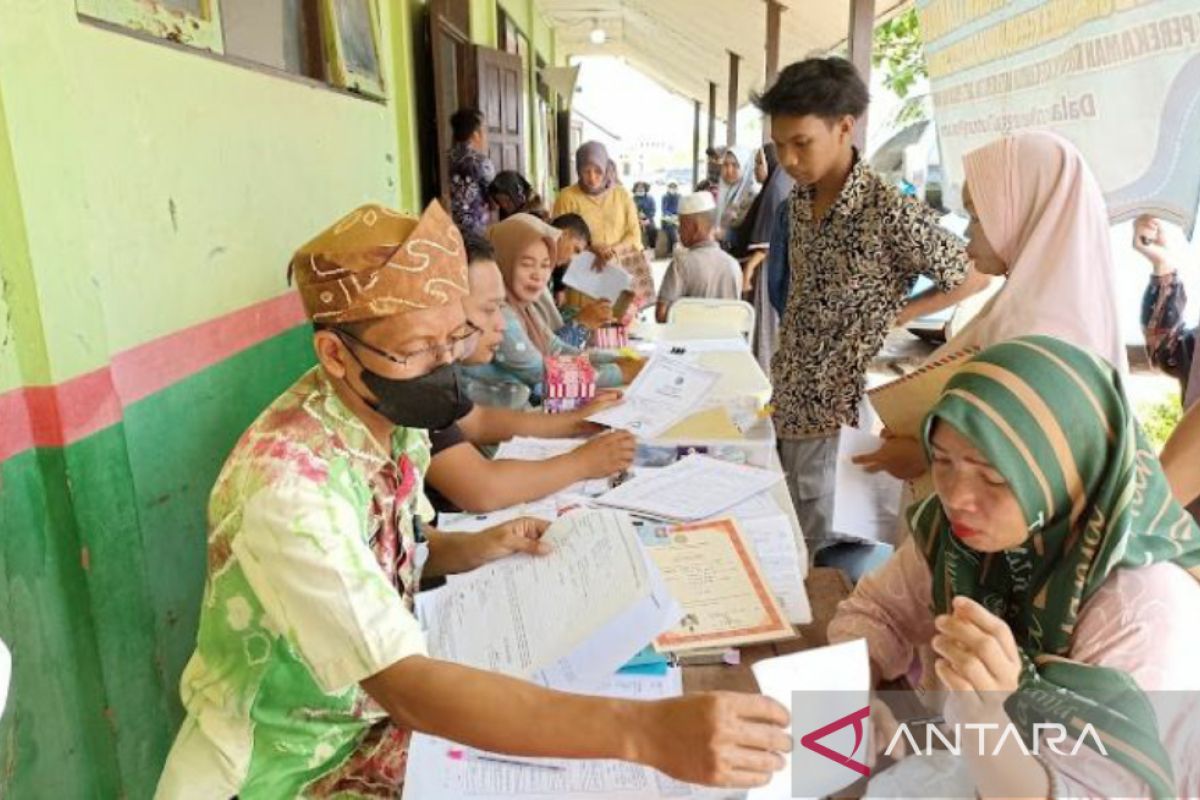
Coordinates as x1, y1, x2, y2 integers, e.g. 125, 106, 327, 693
355, 361, 471, 431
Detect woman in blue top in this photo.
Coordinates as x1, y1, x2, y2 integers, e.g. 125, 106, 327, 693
463, 214, 641, 400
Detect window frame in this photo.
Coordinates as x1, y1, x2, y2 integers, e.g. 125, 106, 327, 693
320, 0, 386, 100
74, 0, 387, 102
78, 0, 225, 54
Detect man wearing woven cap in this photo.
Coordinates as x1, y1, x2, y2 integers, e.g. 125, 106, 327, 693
158, 201, 791, 798
656, 191, 744, 323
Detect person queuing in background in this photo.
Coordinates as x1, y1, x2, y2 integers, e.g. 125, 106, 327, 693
752, 56, 984, 565
487, 170, 546, 221
656, 192, 743, 323
447, 108, 496, 236
462, 214, 639, 399
156, 201, 791, 796
696, 146, 726, 197
553, 141, 641, 264
855, 131, 1128, 485
713, 147, 760, 251
632, 181, 658, 251
742, 143, 795, 374
830, 337, 1200, 799
425, 233, 635, 514
1133, 214, 1196, 401
660, 181, 681, 253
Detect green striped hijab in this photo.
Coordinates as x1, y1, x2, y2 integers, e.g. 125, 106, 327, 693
908, 336, 1200, 797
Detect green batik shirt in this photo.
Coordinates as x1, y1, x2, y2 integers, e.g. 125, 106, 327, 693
157, 367, 433, 799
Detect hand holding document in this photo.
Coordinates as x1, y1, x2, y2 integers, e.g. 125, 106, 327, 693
586, 354, 721, 439
417, 510, 679, 690
596, 454, 781, 521
749, 639, 871, 800
832, 426, 904, 543
562, 251, 632, 302
403, 669, 737, 800
642, 518, 793, 653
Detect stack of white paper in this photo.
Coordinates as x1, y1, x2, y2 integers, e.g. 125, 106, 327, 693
562, 251, 632, 302
417, 510, 680, 691
832, 426, 904, 543
595, 454, 781, 521
586, 355, 721, 439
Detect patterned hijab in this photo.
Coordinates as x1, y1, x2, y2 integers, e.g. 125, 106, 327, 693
909, 336, 1200, 796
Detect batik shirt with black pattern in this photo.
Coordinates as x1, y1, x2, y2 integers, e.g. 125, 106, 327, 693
771, 156, 969, 439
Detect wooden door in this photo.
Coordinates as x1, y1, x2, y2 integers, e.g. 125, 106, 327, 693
428, 0, 472, 203
475, 46, 525, 174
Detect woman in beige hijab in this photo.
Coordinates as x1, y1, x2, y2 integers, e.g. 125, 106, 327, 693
462, 214, 641, 398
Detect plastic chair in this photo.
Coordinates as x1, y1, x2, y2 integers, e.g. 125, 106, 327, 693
666, 298, 757, 340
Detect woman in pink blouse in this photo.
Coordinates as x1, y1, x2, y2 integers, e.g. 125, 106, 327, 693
830, 336, 1200, 798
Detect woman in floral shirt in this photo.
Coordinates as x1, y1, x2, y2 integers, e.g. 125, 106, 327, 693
447, 108, 496, 236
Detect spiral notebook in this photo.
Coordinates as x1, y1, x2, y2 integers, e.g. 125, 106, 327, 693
866, 347, 980, 437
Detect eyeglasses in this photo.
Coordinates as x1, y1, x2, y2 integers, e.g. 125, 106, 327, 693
333, 321, 482, 371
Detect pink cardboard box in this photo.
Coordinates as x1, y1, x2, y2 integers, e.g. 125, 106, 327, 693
544, 355, 596, 411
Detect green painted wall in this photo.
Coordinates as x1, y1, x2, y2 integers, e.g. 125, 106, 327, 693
0, 73, 49, 395
0, 0, 404, 382
470, 0, 499, 47
0, 0, 420, 795
0, 326, 315, 797
0, 0, 561, 794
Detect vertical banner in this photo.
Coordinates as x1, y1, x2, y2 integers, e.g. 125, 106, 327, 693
916, 0, 1200, 234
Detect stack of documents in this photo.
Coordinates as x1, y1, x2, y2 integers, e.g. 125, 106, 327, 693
587, 354, 721, 439
417, 510, 680, 691
595, 454, 782, 521
641, 518, 794, 653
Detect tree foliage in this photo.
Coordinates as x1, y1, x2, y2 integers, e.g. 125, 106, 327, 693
873, 8, 930, 124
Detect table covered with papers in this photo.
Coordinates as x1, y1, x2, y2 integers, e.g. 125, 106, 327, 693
406, 327, 862, 799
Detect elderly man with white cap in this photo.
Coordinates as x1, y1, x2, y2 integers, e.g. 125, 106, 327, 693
655, 191, 744, 322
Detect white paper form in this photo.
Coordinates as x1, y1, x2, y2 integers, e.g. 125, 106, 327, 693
417, 510, 677, 689
402, 669, 741, 800
595, 454, 781, 521
494, 437, 612, 497
832, 426, 904, 543
739, 515, 810, 625
427, 669, 686, 772
562, 251, 632, 302
749, 639, 871, 800
436, 500, 560, 534
724, 489, 785, 521
586, 355, 721, 439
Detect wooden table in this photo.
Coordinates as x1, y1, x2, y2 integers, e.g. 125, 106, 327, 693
683, 567, 852, 693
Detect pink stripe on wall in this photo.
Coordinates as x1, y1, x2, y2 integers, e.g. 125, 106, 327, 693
0, 293, 306, 463
111, 293, 305, 406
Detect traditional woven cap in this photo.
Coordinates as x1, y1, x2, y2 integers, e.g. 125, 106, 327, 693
289, 200, 469, 324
